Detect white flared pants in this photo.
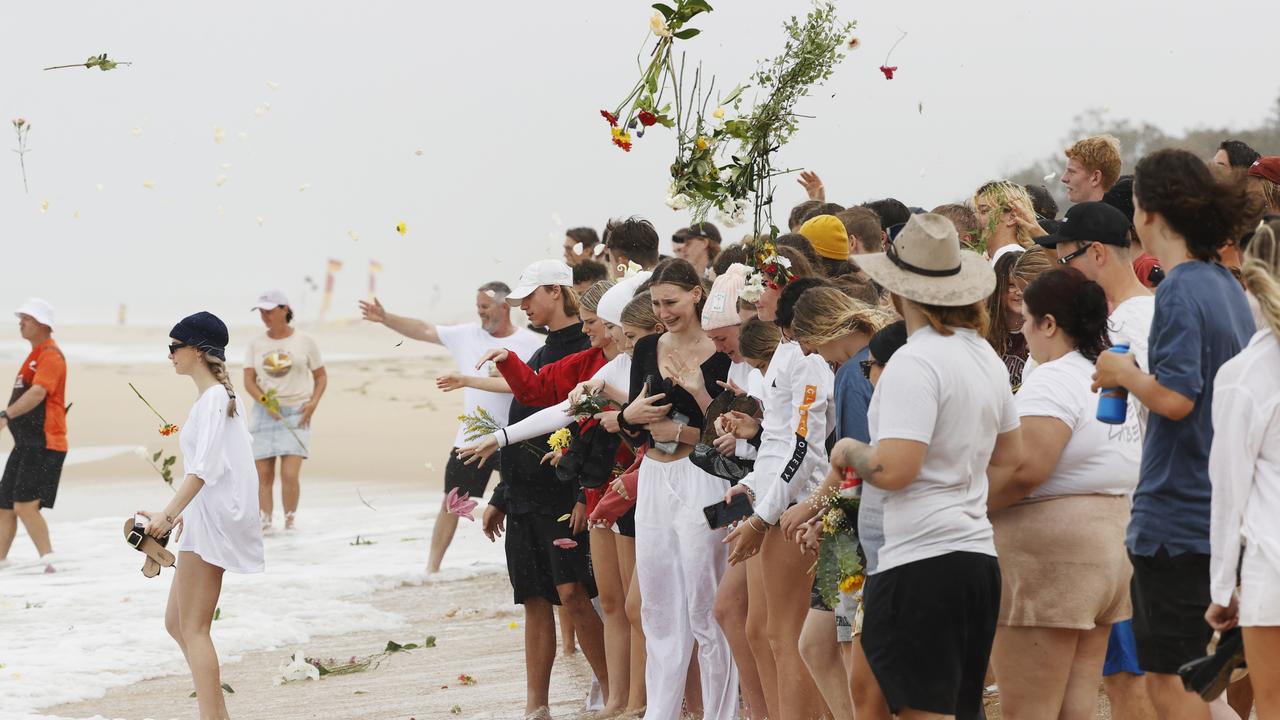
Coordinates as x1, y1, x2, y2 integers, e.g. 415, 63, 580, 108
635, 456, 738, 720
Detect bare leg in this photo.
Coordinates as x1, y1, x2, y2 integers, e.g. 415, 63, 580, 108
1106, 673, 1158, 720
991, 625, 1077, 719
1145, 671, 1214, 720
0, 508, 16, 559
524, 596, 557, 714
427, 495, 461, 573
591, 528, 630, 715
559, 581, 609, 701
1243, 627, 1280, 720
746, 551, 780, 720
13, 500, 52, 556
621, 541, 647, 713
1060, 625, 1111, 720
1226, 675, 1253, 720
715, 559, 769, 719
176, 551, 228, 720
850, 635, 891, 720
684, 649, 703, 717
559, 606, 577, 655
255, 458, 276, 526
800, 609, 854, 720
279, 455, 303, 528
762, 530, 826, 720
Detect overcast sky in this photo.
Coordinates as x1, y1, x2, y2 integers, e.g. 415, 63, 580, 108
3, 0, 1277, 326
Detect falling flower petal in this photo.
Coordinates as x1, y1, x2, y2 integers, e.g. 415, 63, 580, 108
219, 162, 232, 170
507, 621, 519, 630
572, 242, 584, 255
552, 538, 578, 550
142, 180, 156, 189
237, 131, 248, 141
879, 65, 897, 80
40, 199, 49, 212
298, 183, 310, 192
414, 148, 424, 156
73, 210, 80, 219
96, 183, 104, 191
396, 221, 407, 236
348, 229, 360, 241
213, 127, 225, 144
266, 80, 280, 91
215, 175, 227, 187
256, 216, 265, 226
593, 244, 606, 257
1043, 172, 1057, 183
131, 127, 142, 137
848, 36, 861, 50
557, 513, 571, 522
446, 488, 478, 520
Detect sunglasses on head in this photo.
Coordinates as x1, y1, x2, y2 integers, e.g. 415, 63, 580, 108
1057, 242, 1096, 266
168, 342, 189, 355
859, 358, 881, 380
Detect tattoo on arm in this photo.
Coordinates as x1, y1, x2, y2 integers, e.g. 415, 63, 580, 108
844, 441, 886, 488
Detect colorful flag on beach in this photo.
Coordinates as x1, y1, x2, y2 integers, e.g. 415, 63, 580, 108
320, 258, 344, 319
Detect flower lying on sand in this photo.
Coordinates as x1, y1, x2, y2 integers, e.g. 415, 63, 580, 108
273, 650, 321, 686
446, 488, 478, 521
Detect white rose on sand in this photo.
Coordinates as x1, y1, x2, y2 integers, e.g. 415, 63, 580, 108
650, 12, 672, 38
273, 650, 320, 686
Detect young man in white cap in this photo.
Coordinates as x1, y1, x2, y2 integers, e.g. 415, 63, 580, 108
360, 281, 542, 573
243, 289, 327, 532
0, 299, 67, 573
479, 259, 606, 720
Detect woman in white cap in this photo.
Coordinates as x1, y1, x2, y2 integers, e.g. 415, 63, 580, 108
139, 311, 264, 720
243, 290, 327, 532
829, 213, 1022, 720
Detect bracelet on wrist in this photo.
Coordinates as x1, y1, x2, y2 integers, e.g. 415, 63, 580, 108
748, 515, 768, 534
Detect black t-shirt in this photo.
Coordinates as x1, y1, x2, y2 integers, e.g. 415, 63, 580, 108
627, 333, 730, 433
489, 322, 590, 516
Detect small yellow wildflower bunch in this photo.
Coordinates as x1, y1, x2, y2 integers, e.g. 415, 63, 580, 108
548, 428, 573, 453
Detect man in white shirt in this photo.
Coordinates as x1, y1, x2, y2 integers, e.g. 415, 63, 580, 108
1035, 201, 1156, 720
359, 281, 543, 573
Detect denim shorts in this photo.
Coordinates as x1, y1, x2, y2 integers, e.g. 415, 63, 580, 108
250, 403, 311, 460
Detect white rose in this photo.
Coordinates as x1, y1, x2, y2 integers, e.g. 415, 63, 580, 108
650, 12, 672, 38
665, 193, 692, 211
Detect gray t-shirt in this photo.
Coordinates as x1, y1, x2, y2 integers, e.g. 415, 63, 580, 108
1128, 261, 1255, 557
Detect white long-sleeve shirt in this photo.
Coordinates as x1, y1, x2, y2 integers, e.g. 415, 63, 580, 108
492, 354, 632, 447
743, 341, 835, 525
727, 360, 765, 460
1209, 328, 1280, 606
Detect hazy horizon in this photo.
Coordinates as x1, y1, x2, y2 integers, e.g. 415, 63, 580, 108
4, 0, 1277, 326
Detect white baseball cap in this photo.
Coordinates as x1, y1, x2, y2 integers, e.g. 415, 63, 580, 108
250, 289, 291, 311
506, 259, 574, 303
14, 298, 55, 328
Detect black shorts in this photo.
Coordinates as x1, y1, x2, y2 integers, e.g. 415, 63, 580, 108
1129, 549, 1213, 674
504, 511, 597, 606
0, 446, 67, 509
860, 551, 1000, 720
444, 449, 496, 498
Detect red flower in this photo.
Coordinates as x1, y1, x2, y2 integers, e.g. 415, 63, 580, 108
612, 137, 632, 152
600, 109, 618, 127
767, 281, 779, 290
879, 65, 897, 80
765, 264, 777, 274
638, 110, 657, 127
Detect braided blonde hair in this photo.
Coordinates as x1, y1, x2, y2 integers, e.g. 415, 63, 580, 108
204, 354, 239, 417
1243, 218, 1280, 339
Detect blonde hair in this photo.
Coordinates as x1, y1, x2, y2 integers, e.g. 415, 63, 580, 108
1243, 218, 1280, 339
552, 284, 580, 317
738, 317, 782, 363
1013, 246, 1055, 285
203, 354, 238, 417
579, 279, 616, 313
791, 287, 892, 347
915, 299, 989, 338
620, 291, 661, 331
973, 180, 1039, 250
1064, 134, 1123, 189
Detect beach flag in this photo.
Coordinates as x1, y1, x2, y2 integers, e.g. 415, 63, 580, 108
320, 258, 343, 319
368, 259, 383, 299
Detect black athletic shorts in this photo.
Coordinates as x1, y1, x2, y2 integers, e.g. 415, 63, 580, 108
1129, 548, 1214, 674
860, 551, 1000, 720
444, 449, 496, 498
504, 511, 597, 606
0, 445, 67, 509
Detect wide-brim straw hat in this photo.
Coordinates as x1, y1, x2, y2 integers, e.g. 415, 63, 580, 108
856, 213, 995, 306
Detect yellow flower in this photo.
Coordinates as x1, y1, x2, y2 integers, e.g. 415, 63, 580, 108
839, 574, 865, 594
650, 12, 672, 38
695, 136, 709, 150
396, 221, 407, 236
549, 428, 573, 451
713, 107, 725, 119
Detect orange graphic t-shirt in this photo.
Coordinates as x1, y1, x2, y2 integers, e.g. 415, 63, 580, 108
9, 339, 68, 451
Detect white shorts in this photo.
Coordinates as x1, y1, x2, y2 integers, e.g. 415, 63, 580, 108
1240, 545, 1280, 627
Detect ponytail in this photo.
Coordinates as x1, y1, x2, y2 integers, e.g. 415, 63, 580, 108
204, 355, 239, 417
1242, 218, 1280, 340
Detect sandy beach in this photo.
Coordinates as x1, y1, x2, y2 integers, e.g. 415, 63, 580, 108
0, 322, 596, 720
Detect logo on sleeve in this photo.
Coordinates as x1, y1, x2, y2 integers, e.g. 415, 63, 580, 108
796, 384, 817, 438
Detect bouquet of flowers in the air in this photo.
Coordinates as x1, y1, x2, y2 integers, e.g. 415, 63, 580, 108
566, 390, 616, 419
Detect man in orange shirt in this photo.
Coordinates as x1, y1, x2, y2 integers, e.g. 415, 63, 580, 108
0, 299, 68, 574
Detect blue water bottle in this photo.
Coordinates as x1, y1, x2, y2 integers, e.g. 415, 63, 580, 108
1096, 343, 1130, 425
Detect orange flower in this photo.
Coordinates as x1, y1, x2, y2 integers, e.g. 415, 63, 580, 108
159, 424, 179, 436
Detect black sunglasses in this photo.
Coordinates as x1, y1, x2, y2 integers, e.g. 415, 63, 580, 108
168, 342, 189, 355
1057, 242, 1095, 266
859, 358, 880, 380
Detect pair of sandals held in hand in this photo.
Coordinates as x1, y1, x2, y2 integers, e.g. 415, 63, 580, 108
123, 516, 175, 577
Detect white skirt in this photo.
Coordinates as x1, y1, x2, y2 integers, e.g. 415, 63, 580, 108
1240, 544, 1280, 627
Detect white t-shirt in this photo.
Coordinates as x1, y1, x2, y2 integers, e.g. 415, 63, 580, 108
1107, 294, 1155, 435
437, 323, 544, 447
176, 387, 265, 574
245, 330, 324, 407
1016, 351, 1141, 498
865, 326, 1018, 574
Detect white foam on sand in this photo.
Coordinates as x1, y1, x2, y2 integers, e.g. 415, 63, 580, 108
0, 484, 504, 719
0, 445, 140, 469
0, 340, 395, 367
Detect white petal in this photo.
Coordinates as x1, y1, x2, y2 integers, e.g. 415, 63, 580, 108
256, 216, 264, 226
142, 180, 156, 189
298, 183, 310, 192
266, 80, 280, 91
1043, 172, 1057, 183
131, 127, 142, 137
572, 242, 584, 254
215, 175, 227, 186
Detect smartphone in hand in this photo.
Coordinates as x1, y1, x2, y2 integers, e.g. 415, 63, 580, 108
703, 493, 753, 530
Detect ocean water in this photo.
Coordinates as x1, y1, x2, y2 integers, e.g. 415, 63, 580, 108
0, 478, 503, 720
0, 339, 396, 367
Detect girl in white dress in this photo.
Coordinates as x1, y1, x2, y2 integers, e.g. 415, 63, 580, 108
140, 311, 265, 720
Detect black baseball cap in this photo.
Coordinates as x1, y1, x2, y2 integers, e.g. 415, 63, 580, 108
1035, 201, 1130, 249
